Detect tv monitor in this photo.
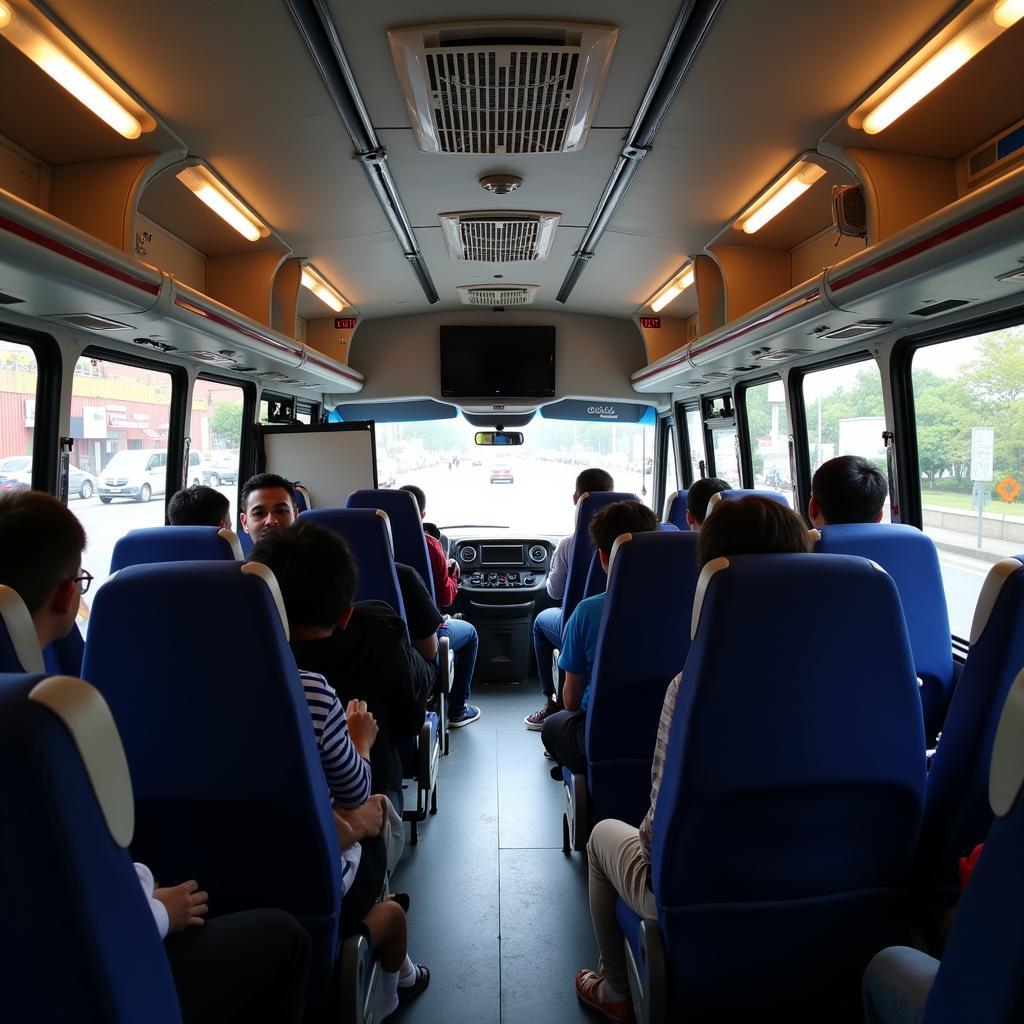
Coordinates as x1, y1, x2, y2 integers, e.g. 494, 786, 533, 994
440, 325, 556, 398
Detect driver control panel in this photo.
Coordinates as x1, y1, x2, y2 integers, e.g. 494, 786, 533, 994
467, 570, 537, 589
454, 539, 551, 593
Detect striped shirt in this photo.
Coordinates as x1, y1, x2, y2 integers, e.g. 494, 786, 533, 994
639, 672, 682, 864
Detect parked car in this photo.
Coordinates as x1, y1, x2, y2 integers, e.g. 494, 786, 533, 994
202, 450, 239, 487
0, 458, 97, 499
490, 464, 514, 484
97, 449, 168, 503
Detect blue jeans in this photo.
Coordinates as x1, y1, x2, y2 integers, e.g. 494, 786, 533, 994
532, 607, 562, 696
863, 947, 938, 1024
438, 617, 478, 714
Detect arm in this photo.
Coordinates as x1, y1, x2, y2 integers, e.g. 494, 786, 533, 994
562, 671, 585, 712
638, 673, 683, 862
413, 632, 438, 662
333, 795, 386, 849
546, 537, 571, 600
426, 535, 459, 607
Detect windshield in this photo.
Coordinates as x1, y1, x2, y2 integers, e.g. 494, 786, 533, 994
374, 411, 655, 535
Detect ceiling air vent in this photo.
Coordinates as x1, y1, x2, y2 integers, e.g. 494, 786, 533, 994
388, 21, 617, 155
909, 299, 970, 317
966, 116, 1024, 189
456, 284, 539, 306
681, 379, 710, 388
821, 319, 893, 341
440, 211, 560, 261
60, 314, 130, 331
0, 289, 24, 305
757, 348, 812, 361
702, 371, 730, 381
996, 266, 1024, 282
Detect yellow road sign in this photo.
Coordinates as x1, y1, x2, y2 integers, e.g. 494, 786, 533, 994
996, 476, 1022, 503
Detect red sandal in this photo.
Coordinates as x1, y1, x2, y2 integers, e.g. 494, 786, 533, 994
575, 968, 635, 1023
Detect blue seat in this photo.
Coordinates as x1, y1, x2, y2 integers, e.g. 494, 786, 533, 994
44, 622, 86, 676
582, 550, 606, 601
348, 489, 434, 602
706, 487, 791, 519
294, 483, 312, 512
81, 561, 344, 1017
813, 523, 954, 742
0, 672, 181, 1022
0, 584, 44, 672
110, 525, 243, 571
918, 554, 1024, 923
662, 489, 689, 530
562, 531, 700, 852
619, 553, 926, 1021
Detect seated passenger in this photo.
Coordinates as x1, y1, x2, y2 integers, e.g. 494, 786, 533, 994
808, 454, 887, 527
576, 496, 811, 1022
541, 500, 659, 775
239, 472, 298, 544
167, 484, 231, 528
0, 491, 313, 1022
526, 467, 614, 731
399, 483, 480, 728
684, 476, 730, 530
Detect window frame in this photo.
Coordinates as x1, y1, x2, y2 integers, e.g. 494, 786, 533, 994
194, 372, 257, 495
678, 400, 704, 486
735, 372, 789, 493
654, 413, 678, 515
701, 390, 739, 485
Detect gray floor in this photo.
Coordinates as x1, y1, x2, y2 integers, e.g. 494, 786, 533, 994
391, 681, 599, 1024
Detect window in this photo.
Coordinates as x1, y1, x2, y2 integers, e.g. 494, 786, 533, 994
911, 326, 1024, 638
744, 379, 792, 504
664, 424, 679, 503
0, 340, 40, 493
191, 378, 245, 526
684, 406, 705, 482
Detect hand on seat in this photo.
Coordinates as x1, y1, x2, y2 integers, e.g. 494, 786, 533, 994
346, 699, 378, 758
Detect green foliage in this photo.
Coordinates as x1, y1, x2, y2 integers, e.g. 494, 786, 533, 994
209, 402, 243, 447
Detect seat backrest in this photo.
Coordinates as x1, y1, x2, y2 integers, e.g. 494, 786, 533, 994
561, 491, 638, 624
650, 553, 926, 1015
585, 530, 700, 826
0, 673, 181, 1023
662, 489, 689, 530
44, 621, 86, 677
81, 561, 341, 1005
813, 523, 954, 740
922, 666, 1024, 1023
707, 487, 791, 519
919, 555, 1024, 914
581, 549, 606, 600
347, 489, 434, 601
110, 526, 243, 572
0, 584, 43, 672
293, 483, 312, 512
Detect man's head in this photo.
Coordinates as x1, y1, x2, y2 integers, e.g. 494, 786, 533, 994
0, 491, 87, 647
697, 495, 811, 568
588, 500, 658, 569
399, 483, 427, 519
574, 468, 614, 504
808, 456, 887, 527
685, 477, 730, 529
168, 485, 231, 528
240, 473, 297, 544
248, 520, 358, 634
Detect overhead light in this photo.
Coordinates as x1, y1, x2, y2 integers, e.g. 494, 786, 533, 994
650, 263, 695, 312
175, 166, 268, 243
852, 0, 1024, 135
0, 0, 146, 139
734, 160, 827, 235
300, 265, 346, 312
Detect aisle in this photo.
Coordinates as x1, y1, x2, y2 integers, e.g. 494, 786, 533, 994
392, 682, 599, 1023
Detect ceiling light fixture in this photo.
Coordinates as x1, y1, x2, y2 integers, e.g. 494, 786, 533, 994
300, 265, 346, 312
734, 160, 827, 235
0, 0, 146, 139
650, 263, 695, 313
175, 166, 268, 243
852, 0, 1024, 135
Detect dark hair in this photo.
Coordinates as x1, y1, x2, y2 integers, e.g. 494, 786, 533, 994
0, 491, 86, 613
697, 496, 811, 568
686, 477, 731, 526
167, 485, 230, 527
811, 456, 887, 524
423, 521, 441, 540
588, 500, 658, 555
248, 520, 358, 630
399, 483, 426, 514
240, 473, 296, 512
575, 468, 614, 496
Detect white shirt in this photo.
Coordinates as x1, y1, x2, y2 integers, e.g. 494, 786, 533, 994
135, 862, 169, 939
547, 535, 573, 600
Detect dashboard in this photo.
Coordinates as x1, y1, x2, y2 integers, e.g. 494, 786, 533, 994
451, 538, 553, 593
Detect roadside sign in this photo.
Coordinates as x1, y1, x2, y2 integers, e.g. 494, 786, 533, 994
996, 476, 1022, 503
971, 427, 994, 482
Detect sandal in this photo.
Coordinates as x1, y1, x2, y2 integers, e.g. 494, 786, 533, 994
397, 964, 430, 1002
575, 968, 634, 1023
385, 892, 410, 913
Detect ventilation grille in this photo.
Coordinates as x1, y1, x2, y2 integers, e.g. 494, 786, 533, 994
966, 115, 1024, 188
821, 319, 892, 341
996, 266, 1024, 282
389, 22, 617, 155
757, 348, 811, 361
909, 299, 969, 317
60, 313, 130, 331
439, 211, 560, 261
0, 289, 24, 305
457, 284, 539, 305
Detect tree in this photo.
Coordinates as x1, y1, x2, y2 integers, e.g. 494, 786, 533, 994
210, 402, 243, 447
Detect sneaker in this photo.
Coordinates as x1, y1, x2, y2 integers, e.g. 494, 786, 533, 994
448, 704, 481, 728
524, 701, 558, 731
575, 968, 634, 1023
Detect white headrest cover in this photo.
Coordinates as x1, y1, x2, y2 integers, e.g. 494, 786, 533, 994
29, 675, 134, 848
989, 667, 1024, 817
705, 491, 724, 521
575, 492, 591, 526
691, 557, 729, 641
218, 528, 244, 561
373, 508, 396, 557
607, 533, 632, 577
240, 562, 290, 641
294, 484, 312, 509
0, 584, 44, 673
970, 558, 1023, 646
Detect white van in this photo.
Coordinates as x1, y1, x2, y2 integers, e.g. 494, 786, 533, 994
97, 449, 203, 503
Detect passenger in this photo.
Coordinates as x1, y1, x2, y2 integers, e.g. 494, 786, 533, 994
525, 467, 615, 730
684, 476, 731, 529
576, 497, 811, 1022
239, 472, 298, 543
808, 454, 887, 526
0, 491, 312, 1022
541, 500, 659, 775
167, 484, 231, 528
399, 483, 480, 728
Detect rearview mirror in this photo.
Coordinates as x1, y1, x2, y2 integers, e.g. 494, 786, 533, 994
474, 431, 524, 447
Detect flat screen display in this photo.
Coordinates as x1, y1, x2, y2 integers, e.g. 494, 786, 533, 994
440, 325, 555, 398
481, 544, 525, 566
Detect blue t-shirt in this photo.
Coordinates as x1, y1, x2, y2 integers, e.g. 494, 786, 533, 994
557, 592, 606, 711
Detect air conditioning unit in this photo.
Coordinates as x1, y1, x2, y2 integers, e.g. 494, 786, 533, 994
831, 184, 867, 238
966, 115, 1024, 189
388, 20, 617, 155
439, 211, 560, 261
821, 319, 892, 341
456, 284, 539, 306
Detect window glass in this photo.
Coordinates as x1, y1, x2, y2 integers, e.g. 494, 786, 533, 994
663, 424, 679, 506
710, 425, 740, 487
684, 407, 704, 481
72, 356, 175, 623
191, 379, 245, 526
0, 341, 40, 494
911, 326, 1024, 638
744, 379, 792, 504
